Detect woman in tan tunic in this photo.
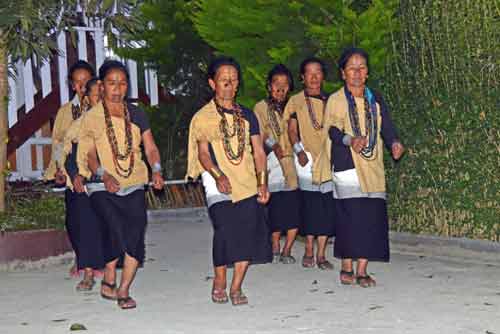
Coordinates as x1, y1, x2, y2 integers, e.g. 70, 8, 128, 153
284, 57, 335, 270
77, 60, 164, 309
322, 48, 404, 287
45, 60, 105, 291
186, 56, 272, 306
254, 64, 300, 264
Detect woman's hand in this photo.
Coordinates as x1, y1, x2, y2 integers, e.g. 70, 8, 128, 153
272, 144, 284, 160
55, 169, 67, 185
297, 151, 309, 167
351, 136, 367, 154
151, 172, 164, 190
72, 175, 86, 193
103, 172, 120, 193
257, 184, 270, 204
392, 142, 405, 160
216, 175, 232, 194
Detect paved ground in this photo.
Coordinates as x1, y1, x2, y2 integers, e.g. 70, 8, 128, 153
1, 217, 499, 334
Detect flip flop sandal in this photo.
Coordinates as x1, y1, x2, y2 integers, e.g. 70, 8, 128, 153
356, 275, 377, 288
317, 259, 334, 270
279, 255, 296, 264
76, 278, 95, 291
117, 296, 137, 309
100, 280, 117, 300
339, 270, 356, 285
302, 255, 315, 268
229, 291, 248, 306
211, 288, 228, 304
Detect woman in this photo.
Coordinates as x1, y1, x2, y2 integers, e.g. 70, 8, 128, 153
45, 60, 105, 291
253, 64, 300, 264
321, 48, 404, 287
186, 56, 271, 306
284, 57, 335, 270
77, 60, 164, 309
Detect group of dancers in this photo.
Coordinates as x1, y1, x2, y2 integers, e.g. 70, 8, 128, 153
46, 46, 404, 309
46, 59, 163, 309
186, 47, 404, 305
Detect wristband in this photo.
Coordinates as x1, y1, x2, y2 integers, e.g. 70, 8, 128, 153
152, 162, 162, 173
265, 137, 277, 149
209, 167, 223, 179
96, 166, 105, 177
342, 134, 353, 147
256, 171, 268, 186
293, 142, 304, 154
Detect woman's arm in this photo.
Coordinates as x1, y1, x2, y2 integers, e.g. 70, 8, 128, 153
142, 130, 164, 190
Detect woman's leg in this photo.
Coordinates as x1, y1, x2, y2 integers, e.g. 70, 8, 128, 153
230, 261, 249, 305
212, 265, 228, 303
271, 231, 281, 253
282, 228, 298, 256
116, 253, 139, 308
340, 258, 356, 285
316, 236, 334, 270
101, 258, 118, 299
302, 235, 315, 267
356, 258, 376, 287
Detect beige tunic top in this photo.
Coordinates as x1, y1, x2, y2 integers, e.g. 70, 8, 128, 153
44, 96, 82, 189
77, 102, 149, 189
253, 99, 298, 190
283, 90, 332, 186
185, 100, 258, 203
315, 88, 386, 193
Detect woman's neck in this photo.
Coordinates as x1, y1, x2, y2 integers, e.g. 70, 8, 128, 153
305, 87, 321, 96
347, 85, 365, 98
104, 100, 124, 114
215, 97, 234, 109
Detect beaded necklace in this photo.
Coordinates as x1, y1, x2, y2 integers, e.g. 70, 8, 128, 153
344, 86, 378, 160
215, 100, 246, 165
103, 101, 135, 178
71, 99, 88, 120
304, 91, 327, 130
266, 97, 286, 139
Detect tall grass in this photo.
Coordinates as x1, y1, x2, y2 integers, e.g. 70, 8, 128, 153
383, 0, 500, 240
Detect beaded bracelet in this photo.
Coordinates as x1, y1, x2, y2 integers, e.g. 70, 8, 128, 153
293, 142, 304, 154
265, 137, 277, 149
152, 162, 162, 173
342, 134, 353, 146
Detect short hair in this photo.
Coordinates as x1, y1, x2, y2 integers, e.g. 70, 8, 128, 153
84, 77, 100, 95
98, 59, 130, 81
207, 56, 242, 82
299, 57, 327, 77
338, 47, 370, 77
68, 60, 95, 83
266, 64, 294, 92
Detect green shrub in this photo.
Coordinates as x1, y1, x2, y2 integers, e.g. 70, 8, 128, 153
383, 0, 500, 241
0, 194, 65, 232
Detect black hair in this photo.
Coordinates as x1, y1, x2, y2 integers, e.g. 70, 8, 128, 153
207, 56, 242, 84
299, 57, 327, 77
68, 60, 95, 83
266, 64, 294, 92
338, 47, 370, 78
84, 77, 100, 95
98, 59, 130, 81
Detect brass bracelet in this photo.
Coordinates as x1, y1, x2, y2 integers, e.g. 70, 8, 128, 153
209, 167, 223, 179
256, 171, 268, 186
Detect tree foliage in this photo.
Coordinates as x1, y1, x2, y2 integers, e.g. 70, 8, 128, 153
193, 0, 399, 106
117, 0, 215, 178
